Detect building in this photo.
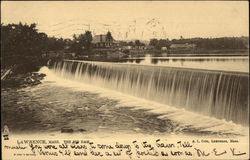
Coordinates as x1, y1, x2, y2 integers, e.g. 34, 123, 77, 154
170, 43, 196, 50
92, 35, 119, 48
161, 47, 167, 51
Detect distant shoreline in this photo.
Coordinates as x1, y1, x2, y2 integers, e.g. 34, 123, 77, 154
126, 48, 249, 57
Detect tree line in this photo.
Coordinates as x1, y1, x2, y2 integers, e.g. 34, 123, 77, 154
1, 23, 48, 70
1, 23, 94, 69
149, 37, 248, 50
1, 22, 248, 70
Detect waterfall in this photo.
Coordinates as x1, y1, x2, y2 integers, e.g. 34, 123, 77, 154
49, 60, 249, 126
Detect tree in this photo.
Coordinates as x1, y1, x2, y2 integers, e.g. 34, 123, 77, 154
135, 40, 141, 46
134, 40, 145, 47
1, 23, 51, 70
1, 23, 48, 57
69, 31, 93, 55
149, 38, 158, 47
47, 37, 66, 52
82, 31, 93, 50
156, 39, 168, 49
77, 31, 93, 50
128, 41, 134, 46
149, 38, 168, 49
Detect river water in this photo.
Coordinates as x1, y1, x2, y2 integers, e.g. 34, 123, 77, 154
123, 56, 249, 73
1, 56, 249, 138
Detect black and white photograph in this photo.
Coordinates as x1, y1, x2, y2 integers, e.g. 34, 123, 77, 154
1, 1, 249, 159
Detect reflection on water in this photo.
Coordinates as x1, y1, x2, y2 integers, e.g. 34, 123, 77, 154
122, 56, 249, 72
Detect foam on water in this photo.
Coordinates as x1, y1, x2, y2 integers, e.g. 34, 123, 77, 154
48, 60, 249, 126
38, 66, 248, 136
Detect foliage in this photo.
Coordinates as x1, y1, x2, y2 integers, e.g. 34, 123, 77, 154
82, 31, 93, 50
47, 37, 67, 51
149, 37, 248, 50
119, 40, 145, 47
1, 23, 47, 58
194, 37, 247, 49
0, 23, 72, 71
1, 23, 50, 69
149, 38, 170, 49
134, 40, 145, 46
149, 38, 158, 46
128, 41, 134, 46
69, 31, 93, 54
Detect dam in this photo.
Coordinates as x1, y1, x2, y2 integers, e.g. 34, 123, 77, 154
48, 59, 249, 126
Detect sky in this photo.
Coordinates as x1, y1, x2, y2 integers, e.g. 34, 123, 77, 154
1, 1, 249, 40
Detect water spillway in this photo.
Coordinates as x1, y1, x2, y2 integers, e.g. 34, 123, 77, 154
49, 60, 249, 126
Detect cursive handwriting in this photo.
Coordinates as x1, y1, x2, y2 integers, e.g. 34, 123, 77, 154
2, 139, 247, 159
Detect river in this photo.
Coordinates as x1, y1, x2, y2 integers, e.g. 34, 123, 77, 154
2, 56, 248, 138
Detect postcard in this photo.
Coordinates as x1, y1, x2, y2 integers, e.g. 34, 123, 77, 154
1, 1, 249, 159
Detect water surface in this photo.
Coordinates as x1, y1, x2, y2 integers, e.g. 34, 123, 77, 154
4, 66, 247, 137
122, 56, 249, 72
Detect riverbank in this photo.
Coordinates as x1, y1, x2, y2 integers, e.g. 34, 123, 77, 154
1, 72, 46, 89
67, 48, 249, 61
45, 48, 249, 62
127, 48, 249, 57
1, 55, 50, 89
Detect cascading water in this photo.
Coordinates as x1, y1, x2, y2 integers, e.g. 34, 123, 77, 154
49, 60, 249, 126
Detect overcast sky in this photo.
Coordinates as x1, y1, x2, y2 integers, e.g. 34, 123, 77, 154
1, 1, 249, 40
